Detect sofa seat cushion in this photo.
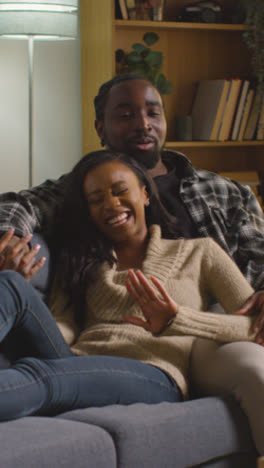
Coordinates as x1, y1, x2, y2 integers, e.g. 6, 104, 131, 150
57, 397, 257, 468
0, 416, 116, 468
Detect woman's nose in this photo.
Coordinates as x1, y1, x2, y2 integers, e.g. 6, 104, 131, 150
104, 195, 121, 210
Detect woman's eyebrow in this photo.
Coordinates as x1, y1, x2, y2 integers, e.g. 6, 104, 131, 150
86, 181, 127, 197
86, 188, 102, 197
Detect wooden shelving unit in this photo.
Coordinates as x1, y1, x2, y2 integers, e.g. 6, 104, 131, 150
115, 19, 246, 31
80, 0, 264, 174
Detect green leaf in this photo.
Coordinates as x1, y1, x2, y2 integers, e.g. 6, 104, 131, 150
145, 50, 162, 67
132, 43, 147, 54
143, 32, 159, 46
127, 51, 143, 64
127, 65, 148, 77
156, 73, 174, 94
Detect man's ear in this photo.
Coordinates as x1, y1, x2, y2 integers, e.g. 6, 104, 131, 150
95, 120, 105, 147
95, 119, 104, 139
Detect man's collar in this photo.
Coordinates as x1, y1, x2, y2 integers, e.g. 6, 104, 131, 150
161, 149, 196, 179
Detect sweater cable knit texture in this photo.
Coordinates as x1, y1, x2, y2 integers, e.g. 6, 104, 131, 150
51, 225, 255, 398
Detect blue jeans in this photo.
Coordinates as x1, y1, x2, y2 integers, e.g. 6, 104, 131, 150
0, 271, 182, 420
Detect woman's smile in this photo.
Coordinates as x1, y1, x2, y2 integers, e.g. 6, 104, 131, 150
106, 210, 131, 227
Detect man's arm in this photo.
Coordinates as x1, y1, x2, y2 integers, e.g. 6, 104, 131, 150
233, 186, 264, 291
188, 169, 264, 291
0, 173, 70, 237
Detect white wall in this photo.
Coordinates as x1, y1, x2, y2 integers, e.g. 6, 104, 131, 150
0, 40, 29, 191
0, 37, 82, 192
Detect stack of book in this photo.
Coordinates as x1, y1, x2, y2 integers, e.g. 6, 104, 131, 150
192, 79, 264, 141
116, 0, 164, 21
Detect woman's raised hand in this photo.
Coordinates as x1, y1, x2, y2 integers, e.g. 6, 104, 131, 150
124, 269, 178, 334
0, 228, 46, 280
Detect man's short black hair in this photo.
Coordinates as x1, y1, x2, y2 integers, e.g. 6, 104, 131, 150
94, 73, 160, 121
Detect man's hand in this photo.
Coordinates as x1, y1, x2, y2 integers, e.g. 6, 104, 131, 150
235, 291, 264, 345
124, 269, 178, 334
0, 228, 46, 281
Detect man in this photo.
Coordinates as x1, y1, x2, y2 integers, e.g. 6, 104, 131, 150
1, 74, 264, 324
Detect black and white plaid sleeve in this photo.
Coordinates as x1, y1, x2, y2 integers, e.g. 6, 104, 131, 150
0, 174, 70, 237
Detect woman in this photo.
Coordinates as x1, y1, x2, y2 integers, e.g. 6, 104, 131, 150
0, 150, 262, 450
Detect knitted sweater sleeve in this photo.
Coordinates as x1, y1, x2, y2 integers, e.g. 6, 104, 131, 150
169, 238, 256, 343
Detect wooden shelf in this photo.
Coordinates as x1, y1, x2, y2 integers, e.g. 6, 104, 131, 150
115, 20, 246, 32
166, 141, 264, 148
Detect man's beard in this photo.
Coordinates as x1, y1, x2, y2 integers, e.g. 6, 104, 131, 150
106, 136, 162, 169
126, 146, 160, 169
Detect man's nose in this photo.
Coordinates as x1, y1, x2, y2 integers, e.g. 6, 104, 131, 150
135, 113, 152, 131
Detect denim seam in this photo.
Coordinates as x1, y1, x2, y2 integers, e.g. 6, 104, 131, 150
48, 368, 179, 393
0, 377, 43, 392
26, 306, 65, 358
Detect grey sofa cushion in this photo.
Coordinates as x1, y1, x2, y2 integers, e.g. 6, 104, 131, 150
58, 397, 257, 468
198, 454, 258, 468
0, 416, 116, 468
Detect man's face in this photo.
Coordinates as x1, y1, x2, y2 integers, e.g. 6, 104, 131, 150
95, 79, 167, 169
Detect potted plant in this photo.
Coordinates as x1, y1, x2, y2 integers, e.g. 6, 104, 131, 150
115, 31, 173, 95
240, 0, 264, 99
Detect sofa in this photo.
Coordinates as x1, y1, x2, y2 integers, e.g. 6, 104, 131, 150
0, 234, 258, 467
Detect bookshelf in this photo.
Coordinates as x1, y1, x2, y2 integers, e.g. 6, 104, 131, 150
80, 0, 264, 175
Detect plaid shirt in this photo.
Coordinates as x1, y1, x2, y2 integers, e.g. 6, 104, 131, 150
1, 150, 264, 290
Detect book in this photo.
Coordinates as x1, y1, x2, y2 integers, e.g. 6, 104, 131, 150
237, 88, 255, 140
230, 80, 250, 140
210, 80, 231, 141
256, 98, 264, 140
191, 79, 230, 141
117, 0, 128, 19
244, 91, 262, 140
217, 78, 243, 141
126, 0, 136, 19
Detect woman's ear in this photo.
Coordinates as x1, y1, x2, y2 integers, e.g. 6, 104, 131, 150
143, 186, 150, 206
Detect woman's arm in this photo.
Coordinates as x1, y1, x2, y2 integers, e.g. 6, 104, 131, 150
171, 239, 257, 342
125, 239, 257, 343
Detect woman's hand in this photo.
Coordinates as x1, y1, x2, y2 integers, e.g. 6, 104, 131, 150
124, 269, 178, 334
235, 291, 264, 345
0, 228, 46, 281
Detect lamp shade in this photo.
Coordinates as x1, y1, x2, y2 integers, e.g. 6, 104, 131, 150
0, 0, 78, 38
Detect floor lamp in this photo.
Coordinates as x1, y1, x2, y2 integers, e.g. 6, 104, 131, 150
0, 0, 78, 187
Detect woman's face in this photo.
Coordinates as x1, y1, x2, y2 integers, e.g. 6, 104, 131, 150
83, 161, 149, 245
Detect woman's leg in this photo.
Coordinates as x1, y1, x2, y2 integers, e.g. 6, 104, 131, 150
0, 270, 72, 359
0, 355, 182, 421
190, 339, 264, 455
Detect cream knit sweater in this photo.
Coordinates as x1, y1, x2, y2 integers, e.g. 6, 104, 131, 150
51, 225, 255, 398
